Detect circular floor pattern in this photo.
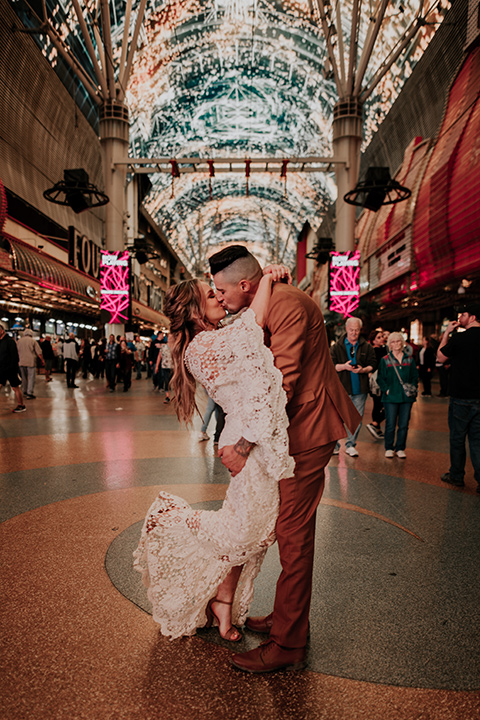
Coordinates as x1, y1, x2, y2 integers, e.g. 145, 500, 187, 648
106, 498, 480, 691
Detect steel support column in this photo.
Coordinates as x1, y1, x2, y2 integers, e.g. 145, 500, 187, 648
332, 98, 363, 252
99, 100, 130, 336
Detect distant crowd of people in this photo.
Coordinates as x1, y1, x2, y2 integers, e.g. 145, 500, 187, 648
0, 325, 174, 410
1, 304, 479, 500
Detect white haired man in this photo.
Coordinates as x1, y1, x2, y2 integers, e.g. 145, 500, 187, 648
330, 316, 377, 457
17, 328, 43, 399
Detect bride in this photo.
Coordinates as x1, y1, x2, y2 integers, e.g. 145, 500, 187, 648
133, 269, 294, 642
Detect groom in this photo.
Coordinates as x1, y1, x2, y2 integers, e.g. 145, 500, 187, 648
209, 245, 360, 673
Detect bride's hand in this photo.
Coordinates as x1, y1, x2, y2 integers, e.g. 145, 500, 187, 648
263, 264, 292, 284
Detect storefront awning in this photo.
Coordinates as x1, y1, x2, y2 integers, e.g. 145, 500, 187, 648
132, 299, 168, 329
4, 235, 100, 300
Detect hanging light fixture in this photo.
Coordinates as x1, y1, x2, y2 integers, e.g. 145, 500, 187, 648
344, 167, 411, 212
43, 169, 109, 213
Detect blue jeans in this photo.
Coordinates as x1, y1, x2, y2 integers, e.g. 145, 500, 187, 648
201, 397, 220, 433
336, 393, 366, 450
384, 402, 412, 451
448, 398, 480, 484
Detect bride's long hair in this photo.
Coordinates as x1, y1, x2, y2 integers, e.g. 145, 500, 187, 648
164, 279, 212, 425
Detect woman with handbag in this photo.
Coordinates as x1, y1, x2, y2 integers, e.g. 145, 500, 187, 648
377, 332, 419, 459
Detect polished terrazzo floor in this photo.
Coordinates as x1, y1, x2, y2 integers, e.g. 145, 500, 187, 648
1, 371, 480, 719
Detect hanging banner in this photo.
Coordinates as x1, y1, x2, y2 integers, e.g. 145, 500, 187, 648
100, 250, 131, 324
328, 251, 360, 317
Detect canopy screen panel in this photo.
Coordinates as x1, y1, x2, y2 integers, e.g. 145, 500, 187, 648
11, 0, 449, 272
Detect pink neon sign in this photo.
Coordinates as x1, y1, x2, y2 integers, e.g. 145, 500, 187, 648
100, 250, 130, 324
328, 251, 360, 317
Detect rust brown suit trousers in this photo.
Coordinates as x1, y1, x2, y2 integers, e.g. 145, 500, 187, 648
263, 284, 360, 649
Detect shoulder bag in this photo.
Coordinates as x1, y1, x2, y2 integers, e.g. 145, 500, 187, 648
390, 354, 417, 399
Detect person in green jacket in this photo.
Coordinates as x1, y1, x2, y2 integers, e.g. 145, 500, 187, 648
377, 332, 418, 459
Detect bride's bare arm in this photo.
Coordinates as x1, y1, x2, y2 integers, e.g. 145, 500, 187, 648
249, 274, 273, 328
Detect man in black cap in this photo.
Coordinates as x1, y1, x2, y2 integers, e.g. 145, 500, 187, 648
437, 303, 480, 492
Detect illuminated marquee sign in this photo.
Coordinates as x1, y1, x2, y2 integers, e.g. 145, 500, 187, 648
69, 226, 101, 279
100, 250, 131, 324
328, 251, 360, 317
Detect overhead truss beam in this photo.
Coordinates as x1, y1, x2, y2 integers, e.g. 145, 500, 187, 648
115, 156, 348, 174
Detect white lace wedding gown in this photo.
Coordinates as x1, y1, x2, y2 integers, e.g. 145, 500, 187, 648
133, 309, 294, 639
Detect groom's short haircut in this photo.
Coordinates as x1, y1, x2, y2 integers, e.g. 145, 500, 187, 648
209, 245, 262, 284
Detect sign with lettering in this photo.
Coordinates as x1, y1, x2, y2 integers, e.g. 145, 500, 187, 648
69, 227, 101, 279
100, 250, 131, 324
328, 251, 360, 317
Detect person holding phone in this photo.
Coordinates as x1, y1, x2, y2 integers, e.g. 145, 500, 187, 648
436, 304, 480, 490
330, 317, 377, 457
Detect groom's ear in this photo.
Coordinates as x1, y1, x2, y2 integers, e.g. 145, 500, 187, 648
239, 280, 251, 293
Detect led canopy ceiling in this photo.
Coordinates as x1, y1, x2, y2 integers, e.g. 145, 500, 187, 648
12, 0, 449, 273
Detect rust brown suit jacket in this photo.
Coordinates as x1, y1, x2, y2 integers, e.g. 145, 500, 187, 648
264, 283, 361, 455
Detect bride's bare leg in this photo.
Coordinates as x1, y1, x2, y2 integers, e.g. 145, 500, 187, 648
210, 565, 243, 639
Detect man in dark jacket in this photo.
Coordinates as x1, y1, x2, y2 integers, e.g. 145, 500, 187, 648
0, 322, 26, 412
104, 334, 119, 392
330, 316, 377, 457
40, 335, 55, 382
437, 303, 480, 491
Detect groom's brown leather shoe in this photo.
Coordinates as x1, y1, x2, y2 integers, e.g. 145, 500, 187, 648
231, 640, 307, 673
244, 614, 273, 634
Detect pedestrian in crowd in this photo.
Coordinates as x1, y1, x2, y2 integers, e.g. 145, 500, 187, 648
79, 338, 92, 379
377, 332, 418, 459
149, 331, 164, 391
145, 338, 153, 379
92, 338, 105, 378
17, 328, 43, 399
330, 316, 377, 457
63, 333, 79, 388
416, 336, 436, 397
53, 337, 64, 372
159, 335, 173, 403
40, 335, 55, 382
436, 303, 480, 491
118, 339, 134, 392
366, 328, 387, 440
105, 334, 119, 392
198, 393, 225, 443
0, 321, 26, 412
134, 335, 145, 379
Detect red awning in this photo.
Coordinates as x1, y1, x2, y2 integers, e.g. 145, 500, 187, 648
2, 234, 100, 300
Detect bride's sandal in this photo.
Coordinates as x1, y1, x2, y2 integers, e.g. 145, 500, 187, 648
205, 598, 242, 642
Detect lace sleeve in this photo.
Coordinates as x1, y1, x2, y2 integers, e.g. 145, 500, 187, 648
185, 308, 289, 446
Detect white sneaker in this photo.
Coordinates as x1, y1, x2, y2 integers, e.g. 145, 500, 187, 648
396, 450, 407, 458
197, 431, 209, 442
385, 450, 395, 458
345, 446, 359, 457
332, 446, 340, 455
